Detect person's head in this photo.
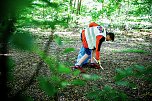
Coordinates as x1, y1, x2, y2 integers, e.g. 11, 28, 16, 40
106, 32, 115, 41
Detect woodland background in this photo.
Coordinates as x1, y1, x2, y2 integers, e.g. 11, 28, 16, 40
0, 0, 152, 101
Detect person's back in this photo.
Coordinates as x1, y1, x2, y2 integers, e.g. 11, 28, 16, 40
89, 22, 99, 27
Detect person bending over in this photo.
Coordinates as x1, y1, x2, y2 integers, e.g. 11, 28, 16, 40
72, 22, 115, 73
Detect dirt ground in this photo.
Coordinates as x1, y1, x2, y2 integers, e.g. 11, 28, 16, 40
9, 28, 152, 101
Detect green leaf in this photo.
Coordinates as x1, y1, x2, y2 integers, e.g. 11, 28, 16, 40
70, 79, 86, 86
134, 65, 145, 72
90, 74, 101, 80
58, 64, 71, 74
61, 81, 70, 87
115, 81, 136, 88
129, 83, 137, 89
116, 68, 125, 74
73, 70, 81, 76
103, 85, 112, 91
82, 74, 91, 80
51, 76, 61, 84
44, 56, 57, 70
54, 35, 62, 46
143, 76, 152, 83
87, 91, 99, 99
63, 48, 75, 53
97, 0, 104, 3
119, 92, 128, 100
82, 74, 101, 80
38, 76, 57, 96
10, 32, 35, 51
115, 81, 129, 86
114, 68, 126, 81
124, 67, 133, 76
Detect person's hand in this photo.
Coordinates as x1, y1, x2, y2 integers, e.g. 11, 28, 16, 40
93, 57, 104, 70
97, 60, 101, 65
97, 60, 104, 70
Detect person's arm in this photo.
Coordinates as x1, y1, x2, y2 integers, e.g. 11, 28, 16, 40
96, 35, 105, 61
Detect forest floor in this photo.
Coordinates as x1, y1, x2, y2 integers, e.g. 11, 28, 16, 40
9, 28, 152, 101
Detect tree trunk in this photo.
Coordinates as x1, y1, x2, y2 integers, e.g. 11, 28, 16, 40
72, 0, 76, 13
76, 0, 80, 15
70, 0, 73, 6
78, 0, 82, 15
0, 13, 16, 101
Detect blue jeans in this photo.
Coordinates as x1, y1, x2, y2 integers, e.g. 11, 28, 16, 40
75, 46, 91, 66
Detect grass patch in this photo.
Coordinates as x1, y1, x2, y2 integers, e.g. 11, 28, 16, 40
113, 49, 147, 53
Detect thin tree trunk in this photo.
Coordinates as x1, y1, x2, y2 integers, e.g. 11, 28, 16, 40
73, 0, 76, 13
76, 0, 80, 15
78, 0, 82, 15
70, 0, 73, 6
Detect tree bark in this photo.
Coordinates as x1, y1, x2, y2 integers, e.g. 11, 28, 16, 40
73, 0, 76, 13
70, 0, 73, 7
0, 13, 16, 101
77, 0, 82, 15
